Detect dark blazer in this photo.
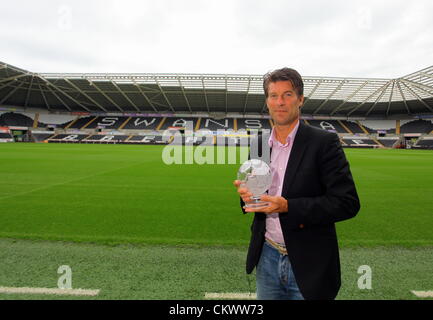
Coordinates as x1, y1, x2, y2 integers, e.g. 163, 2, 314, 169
242, 121, 360, 300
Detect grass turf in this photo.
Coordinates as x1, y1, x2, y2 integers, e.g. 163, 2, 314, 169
0, 143, 432, 300
0, 239, 431, 300
0, 143, 432, 247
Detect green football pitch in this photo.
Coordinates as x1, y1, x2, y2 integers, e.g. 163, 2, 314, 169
0, 143, 432, 299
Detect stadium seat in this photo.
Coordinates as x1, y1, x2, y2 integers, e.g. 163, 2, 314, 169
400, 119, 433, 134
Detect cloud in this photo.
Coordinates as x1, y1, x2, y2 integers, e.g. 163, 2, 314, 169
0, 0, 432, 78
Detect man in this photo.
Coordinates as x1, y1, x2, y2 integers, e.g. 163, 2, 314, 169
234, 67, 360, 300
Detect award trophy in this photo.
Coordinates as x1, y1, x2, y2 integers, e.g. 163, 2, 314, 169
237, 159, 272, 208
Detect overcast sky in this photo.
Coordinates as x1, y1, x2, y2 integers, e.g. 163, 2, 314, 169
1, 0, 432, 78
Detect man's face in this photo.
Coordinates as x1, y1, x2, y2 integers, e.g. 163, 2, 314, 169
266, 81, 304, 127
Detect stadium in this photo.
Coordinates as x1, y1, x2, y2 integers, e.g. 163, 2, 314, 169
0, 60, 432, 300
1, 62, 433, 148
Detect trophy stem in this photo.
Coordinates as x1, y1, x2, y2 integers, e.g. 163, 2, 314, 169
245, 196, 270, 209
251, 196, 261, 203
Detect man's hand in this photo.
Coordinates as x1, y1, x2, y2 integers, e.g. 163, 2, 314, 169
243, 195, 288, 214
233, 180, 254, 204
234, 180, 288, 214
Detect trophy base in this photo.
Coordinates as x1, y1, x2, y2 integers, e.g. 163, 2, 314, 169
245, 201, 270, 209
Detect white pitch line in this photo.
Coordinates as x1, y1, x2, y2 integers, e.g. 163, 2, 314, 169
411, 290, 433, 298
0, 287, 100, 296
205, 292, 257, 300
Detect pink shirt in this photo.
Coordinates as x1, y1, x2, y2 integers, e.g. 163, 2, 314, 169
265, 120, 300, 245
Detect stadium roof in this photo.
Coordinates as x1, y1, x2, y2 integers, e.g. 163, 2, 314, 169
1, 61, 432, 118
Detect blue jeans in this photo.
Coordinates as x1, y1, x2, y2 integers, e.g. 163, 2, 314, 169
256, 241, 304, 300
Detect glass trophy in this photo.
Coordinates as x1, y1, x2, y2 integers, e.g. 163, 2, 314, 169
237, 159, 272, 208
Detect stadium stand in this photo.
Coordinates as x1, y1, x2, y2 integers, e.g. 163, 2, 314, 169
1, 61, 432, 149
357, 121, 375, 134
0, 132, 14, 142
159, 117, 200, 131
84, 117, 129, 130
49, 134, 89, 143
122, 117, 162, 130
196, 135, 217, 146
342, 138, 381, 148
340, 120, 365, 134
82, 134, 130, 143
400, 119, 433, 134
361, 120, 397, 134
0, 112, 34, 127
35, 133, 54, 141
377, 138, 400, 148
3, 110, 433, 149
0, 132, 13, 139
126, 135, 168, 144
236, 118, 272, 131
198, 118, 235, 131
61, 116, 95, 129
37, 113, 76, 128
307, 120, 347, 133
30, 132, 54, 142
167, 134, 205, 146
415, 138, 433, 149
216, 135, 247, 147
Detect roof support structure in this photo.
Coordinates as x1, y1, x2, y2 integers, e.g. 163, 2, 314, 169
38, 84, 51, 112
0, 81, 25, 105
396, 80, 411, 114
400, 78, 433, 94
177, 77, 192, 113
201, 77, 210, 113
24, 75, 35, 108
400, 79, 433, 95
313, 80, 346, 114
90, 81, 124, 113
0, 74, 29, 84
365, 81, 392, 116
242, 77, 252, 114
0, 82, 14, 93
1, 61, 432, 117
347, 80, 391, 116
40, 78, 92, 112
418, 72, 433, 81
330, 80, 369, 115
132, 80, 159, 112
302, 80, 322, 108
385, 80, 396, 116
225, 76, 228, 114
400, 81, 433, 113
44, 82, 73, 112
64, 78, 108, 112
261, 98, 268, 114
154, 78, 176, 113
110, 81, 140, 112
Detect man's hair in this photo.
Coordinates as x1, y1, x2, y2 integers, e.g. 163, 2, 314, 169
263, 67, 304, 98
